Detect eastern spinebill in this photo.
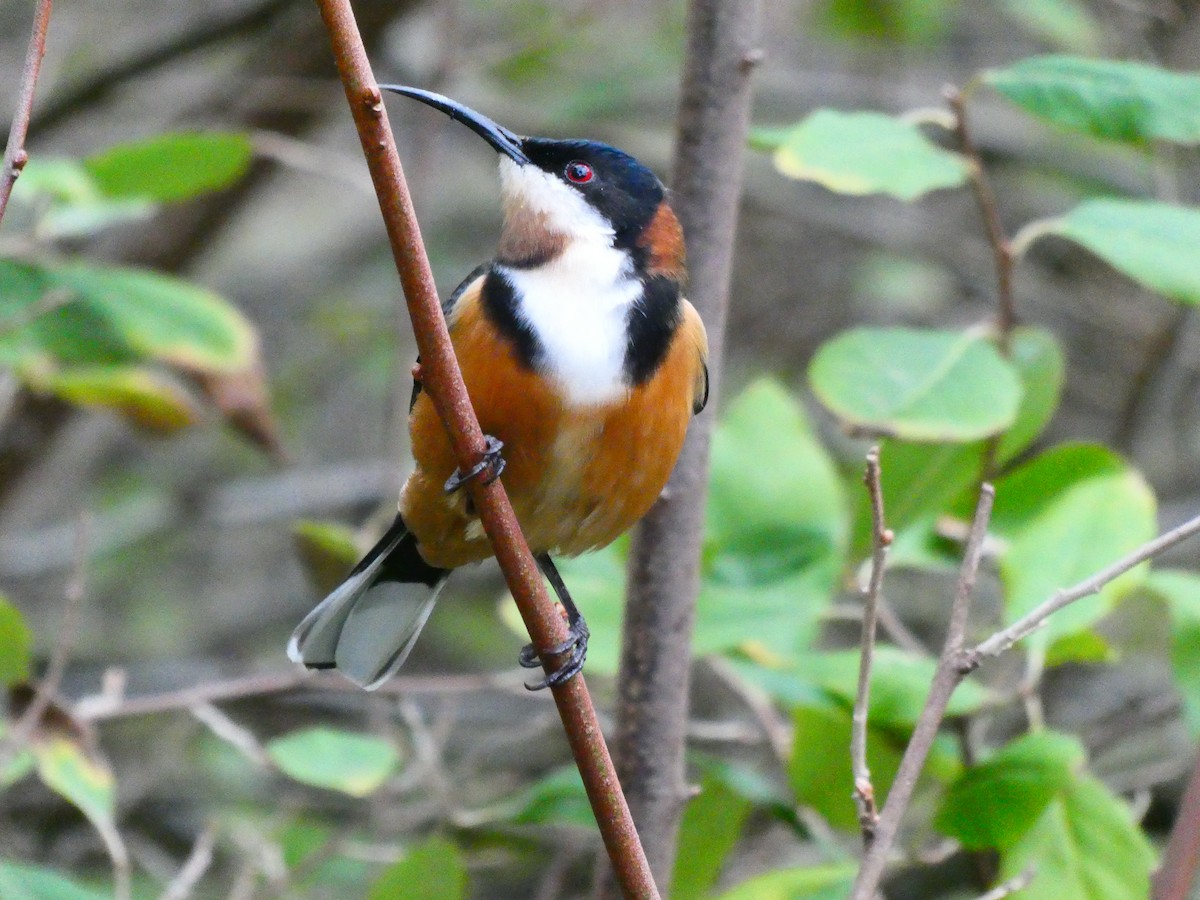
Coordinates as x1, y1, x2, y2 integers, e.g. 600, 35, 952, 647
288, 87, 709, 690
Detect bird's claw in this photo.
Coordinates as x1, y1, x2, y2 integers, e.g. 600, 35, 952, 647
520, 615, 590, 691
444, 435, 505, 494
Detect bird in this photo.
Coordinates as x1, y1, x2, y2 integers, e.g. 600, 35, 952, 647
288, 87, 709, 691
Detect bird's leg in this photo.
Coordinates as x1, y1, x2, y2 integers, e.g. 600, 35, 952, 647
443, 435, 505, 494
520, 553, 589, 690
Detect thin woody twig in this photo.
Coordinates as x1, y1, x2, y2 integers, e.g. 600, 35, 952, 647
851, 484, 994, 899
310, 2, 657, 896
946, 86, 1015, 348
0, 0, 53, 224
0, 512, 89, 771
976, 868, 1035, 900
75, 669, 534, 722
851, 500, 1200, 896
967, 512, 1200, 663
159, 825, 217, 900
851, 447, 890, 845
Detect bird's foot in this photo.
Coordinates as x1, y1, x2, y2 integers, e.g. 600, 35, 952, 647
444, 435, 505, 494
519, 613, 589, 691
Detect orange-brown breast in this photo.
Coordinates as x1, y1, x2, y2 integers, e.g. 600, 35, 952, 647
400, 275, 707, 569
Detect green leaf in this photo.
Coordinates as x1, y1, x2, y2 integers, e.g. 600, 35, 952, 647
995, 326, 1066, 461
0, 596, 32, 685
747, 126, 793, 152
1045, 629, 1117, 667
0, 259, 256, 374
737, 649, 990, 730
266, 727, 401, 797
1000, 0, 1101, 53
1047, 199, 1200, 305
83, 132, 254, 203
274, 819, 370, 892
995, 446, 1156, 644
770, 110, 968, 200
715, 862, 858, 900
819, 0, 957, 45
0, 721, 35, 788
671, 772, 752, 900
788, 701, 905, 830
809, 328, 1021, 441
848, 327, 1064, 560
0, 861, 109, 900
998, 775, 1156, 899
707, 379, 847, 568
489, 766, 593, 829
31, 365, 198, 432
1145, 569, 1200, 734
509, 543, 835, 674
703, 379, 847, 657
278, 820, 335, 869
985, 55, 1200, 145
34, 737, 116, 830
9, 159, 153, 238
987, 443, 1125, 533
369, 837, 467, 900
11, 159, 98, 205
792, 647, 991, 727
292, 519, 363, 595
936, 731, 1085, 850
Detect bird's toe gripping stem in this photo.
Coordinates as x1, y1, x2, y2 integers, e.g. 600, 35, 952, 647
444, 435, 505, 494
519, 612, 590, 691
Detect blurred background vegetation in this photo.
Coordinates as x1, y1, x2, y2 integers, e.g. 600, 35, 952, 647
2, 0, 1200, 897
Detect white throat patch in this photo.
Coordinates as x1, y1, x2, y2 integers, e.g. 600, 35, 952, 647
499, 158, 612, 242
497, 159, 639, 407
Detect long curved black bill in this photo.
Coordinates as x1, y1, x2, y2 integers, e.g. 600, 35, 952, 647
380, 85, 529, 165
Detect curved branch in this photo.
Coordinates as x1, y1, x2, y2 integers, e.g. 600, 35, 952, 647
311, 2, 657, 896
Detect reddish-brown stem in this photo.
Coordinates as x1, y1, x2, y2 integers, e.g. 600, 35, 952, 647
1153, 744, 1200, 899
311, 1, 656, 896
0, 0, 53, 224
851, 447, 890, 846
946, 86, 1015, 350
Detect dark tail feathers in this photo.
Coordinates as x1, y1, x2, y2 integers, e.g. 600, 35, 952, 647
287, 514, 448, 690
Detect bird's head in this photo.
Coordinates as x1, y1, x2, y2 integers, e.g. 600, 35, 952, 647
381, 86, 685, 278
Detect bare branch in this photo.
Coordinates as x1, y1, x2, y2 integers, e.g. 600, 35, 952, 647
851, 447, 890, 845
976, 868, 1035, 900
0, 512, 90, 772
76, 668, 537, 721
0, 0, 53, 223
968, 512, 1200, 663
946, 86, 1015, 347
190, 703, 270, 767
851, 484, 994, 899
159, 826, 217, 900
310, 3, 657, 895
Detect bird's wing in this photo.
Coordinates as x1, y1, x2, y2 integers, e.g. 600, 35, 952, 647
682, 299, 709, 415
409, 263, 492, 413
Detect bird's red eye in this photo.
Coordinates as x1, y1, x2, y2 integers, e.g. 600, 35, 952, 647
565, 161, 594, 184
